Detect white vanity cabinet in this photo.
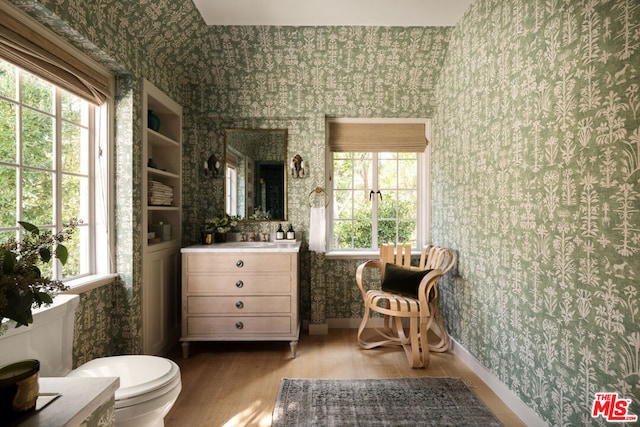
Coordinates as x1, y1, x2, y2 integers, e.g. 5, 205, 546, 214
180, 243, 301, 358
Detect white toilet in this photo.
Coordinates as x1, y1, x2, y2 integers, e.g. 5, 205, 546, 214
68, 355, 182, 427
0, 295, 182, 427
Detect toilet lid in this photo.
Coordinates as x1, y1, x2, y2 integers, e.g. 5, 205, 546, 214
69, 355, 180, 401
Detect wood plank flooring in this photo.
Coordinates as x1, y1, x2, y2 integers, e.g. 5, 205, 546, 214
165, 329, 526, 427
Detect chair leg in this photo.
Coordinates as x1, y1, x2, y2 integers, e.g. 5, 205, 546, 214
401, 316, 426, 368
358, 302, 403, 349
419, 318, 431, 367
428, 304, 451, 353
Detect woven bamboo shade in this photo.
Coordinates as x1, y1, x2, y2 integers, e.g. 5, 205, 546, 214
328, 122, 428, 152
0, 11, 111, 105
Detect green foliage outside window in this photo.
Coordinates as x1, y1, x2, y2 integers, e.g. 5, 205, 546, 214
333, 199, 416, 249
0, 58, 87, 278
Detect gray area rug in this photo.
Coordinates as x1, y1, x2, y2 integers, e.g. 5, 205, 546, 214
272, 377, 504, 426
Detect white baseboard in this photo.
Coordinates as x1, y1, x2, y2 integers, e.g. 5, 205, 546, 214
449, 337, 547, 427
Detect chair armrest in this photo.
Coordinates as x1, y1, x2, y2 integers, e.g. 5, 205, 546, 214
417, 268, 444, 311
355, 259, 382, 297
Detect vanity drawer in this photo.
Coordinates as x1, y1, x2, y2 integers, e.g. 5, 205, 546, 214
188, 296, 291, 314
185, 252, 292, 273
187, 316, 292, 335
186, 274, 291, 294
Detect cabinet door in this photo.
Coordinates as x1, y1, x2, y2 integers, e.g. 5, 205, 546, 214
143, 249, 180, 355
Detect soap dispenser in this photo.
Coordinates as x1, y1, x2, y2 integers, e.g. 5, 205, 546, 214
286, 224, 295, 240
276, 223, 285, 240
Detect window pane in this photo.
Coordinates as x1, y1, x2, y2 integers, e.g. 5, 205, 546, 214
333, 190, 353, 220
0, 166, 16, 227
353, 189, 370, 219
378, 219, 397, 245
333, 158, 353, 189
62, 174, 88, 222
333, 219, 373, 249
378, 190, 398, 219
378, 157, 397, 189
21, 71, 54, 113
61, 90, 88, 125
353, 220, 373, 248
0, 99, 17, 163
62, 224, 88, 278
352, 153, 372, 189
398, 158, 417, 189
0, 59, 17, 99
22, 169, 53, 225
399, 220, 417, 246
0, 230, 17, 245
22, 108, 54, 169
62, 121, 88, 174
333, 220, 353, 249
398, 190, 418, 219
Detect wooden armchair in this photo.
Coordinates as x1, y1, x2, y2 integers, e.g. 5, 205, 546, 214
355, 244, 457, 368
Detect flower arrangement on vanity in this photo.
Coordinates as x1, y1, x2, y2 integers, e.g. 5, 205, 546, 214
203, 214, 241, 243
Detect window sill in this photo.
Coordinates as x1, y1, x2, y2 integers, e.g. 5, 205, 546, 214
324, 250, 379, 260
324, 249, 423, 260
63, 273, 119, 294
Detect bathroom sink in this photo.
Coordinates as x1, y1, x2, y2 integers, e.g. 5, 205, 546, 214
220, 241, 277, 248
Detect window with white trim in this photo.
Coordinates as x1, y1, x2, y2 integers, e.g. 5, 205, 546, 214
328, 119, 430, 251
0, 57, 111, 281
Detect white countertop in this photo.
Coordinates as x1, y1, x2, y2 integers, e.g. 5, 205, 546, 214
182, 241, 301, 253
17, 376, 119, 426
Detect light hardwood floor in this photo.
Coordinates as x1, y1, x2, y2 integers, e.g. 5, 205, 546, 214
165, 329, 526, 426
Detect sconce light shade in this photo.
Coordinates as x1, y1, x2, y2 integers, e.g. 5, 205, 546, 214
204, 154, 221, 177
291, 154, 305, 179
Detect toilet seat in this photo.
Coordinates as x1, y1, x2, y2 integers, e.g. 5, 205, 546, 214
68, 355, 181, 408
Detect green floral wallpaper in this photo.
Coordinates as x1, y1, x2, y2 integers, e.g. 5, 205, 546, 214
434, 0, 639, 425
8, 0, 639, 424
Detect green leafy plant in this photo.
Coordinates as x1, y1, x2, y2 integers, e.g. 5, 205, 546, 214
0, 221, 77, 331
205, 214, 241, 233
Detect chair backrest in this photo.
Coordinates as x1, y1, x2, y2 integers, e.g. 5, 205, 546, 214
379, 244, 456, 281
418, 245, 457, 274
379, 244, 411, 281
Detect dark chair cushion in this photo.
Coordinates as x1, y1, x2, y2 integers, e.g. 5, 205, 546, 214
381, 263, 432, 299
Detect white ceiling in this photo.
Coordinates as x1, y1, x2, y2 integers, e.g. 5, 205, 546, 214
192, 0, 474, 27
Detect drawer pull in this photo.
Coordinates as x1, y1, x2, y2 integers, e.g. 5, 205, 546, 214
235, 321, 244, 329
235, 280, 244, 288
235, 301, 244, 309
236, 260, 244, 268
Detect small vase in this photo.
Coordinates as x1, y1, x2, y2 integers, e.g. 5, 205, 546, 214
0, 359, 40, 417
214, 232, 227, 243
147, 110, 160, 131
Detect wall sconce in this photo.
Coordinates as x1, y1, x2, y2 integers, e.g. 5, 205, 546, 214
204, 154, 221, 177
290, 154, 305, 179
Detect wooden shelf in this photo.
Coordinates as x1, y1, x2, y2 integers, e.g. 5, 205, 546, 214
142, 79, 182, 356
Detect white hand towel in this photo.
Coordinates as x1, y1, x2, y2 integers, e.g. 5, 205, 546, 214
309, 207, 326, 252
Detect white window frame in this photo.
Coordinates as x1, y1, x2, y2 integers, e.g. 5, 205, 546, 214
325, 118, 431, 259
0, 50, 115, 293
226, 162, 238, 216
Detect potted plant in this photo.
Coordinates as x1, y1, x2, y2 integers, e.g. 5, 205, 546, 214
0, 221, 76, 334
205, 214, 241, 243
